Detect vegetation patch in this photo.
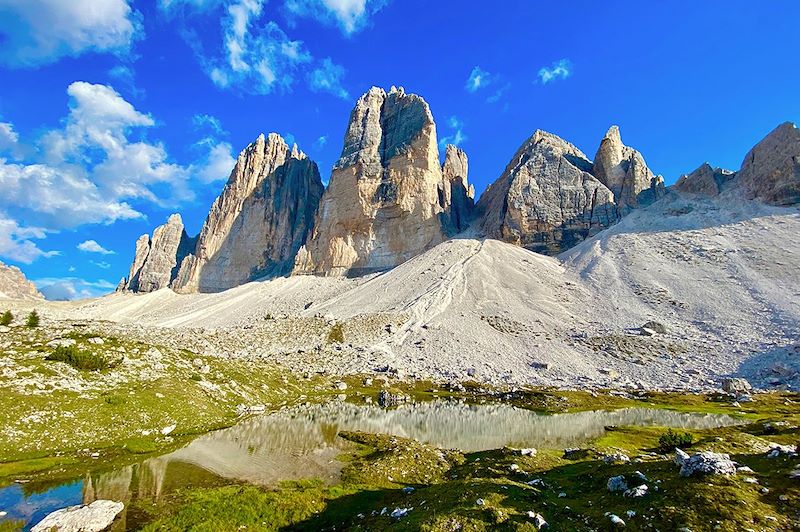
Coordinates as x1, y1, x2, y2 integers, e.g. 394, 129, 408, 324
658, 428, 694, 452
45, 345, 119, 371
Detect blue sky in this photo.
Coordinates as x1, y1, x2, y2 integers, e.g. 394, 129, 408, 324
0, 0, 798, 299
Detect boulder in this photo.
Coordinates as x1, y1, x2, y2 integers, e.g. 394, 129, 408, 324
734, 122, 800, 205
294, 86, 471, 276
478, 130, 616, 254
721, 377, 752, 394
641, 321, 667, 334
31, 500, 124, 532
673, 163, 735, 197
607, 475, 628, 492
674, 449, 737, 476
592, 125, 666, 217
175, 133, 324, 292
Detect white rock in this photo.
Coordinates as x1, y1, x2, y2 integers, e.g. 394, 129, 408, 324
161, 424, 176, 435
31, 500, 124, 532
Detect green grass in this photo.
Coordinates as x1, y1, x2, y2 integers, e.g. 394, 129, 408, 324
327, 322, 345, 344
45, 345, 119, 371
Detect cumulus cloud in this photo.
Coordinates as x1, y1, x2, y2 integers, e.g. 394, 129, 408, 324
195, 141, 236, 183
537, 58, 572, 84
284, 0, 388, 35
0, 122, 19, 152
0, 0, 142, 67
0, 81, 227, 231
308, 58, 349, 99
0, 214, 58, 264
465, 66, 491, 93
35, 277, 116, 300
77, 240, 115, 254
438, 116, 467, 149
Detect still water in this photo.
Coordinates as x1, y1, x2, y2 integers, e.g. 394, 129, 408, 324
0, 399, 740, 530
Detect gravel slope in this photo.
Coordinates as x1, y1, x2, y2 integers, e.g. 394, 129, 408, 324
11, 193, 798, 392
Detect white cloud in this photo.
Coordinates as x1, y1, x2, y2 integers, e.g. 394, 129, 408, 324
0, 122, 19, 152
438, 116, 466, 149
0, 81, 225, 230
204, 0, 312, 94
35, 277, 116, 300
192, 114, 228, 136
77, 240, 115, 255
537, 58, 572, 84
108, 64, 144, 98
285, 0, 387, 35
196, 141, 236, 183
0, 214, 58, 264
308, 58, 349, 99
0, 0, 142, 67
465, 66, 491, 93
91, 260, 112, 269
314, 135, 327, 149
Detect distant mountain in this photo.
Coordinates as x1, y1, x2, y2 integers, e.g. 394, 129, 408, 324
118, 85, 799, 294
0, 260, 43, 301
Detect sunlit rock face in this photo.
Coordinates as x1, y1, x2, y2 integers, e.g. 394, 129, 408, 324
170, 133, 323, 293
478, 130, 617, 254
674, 162, 736, 197
0, 260, 43, 300
294, 86, 473, 277
734, 121, 800, 206
592, 125, 666, 217
120, 214, 194, 293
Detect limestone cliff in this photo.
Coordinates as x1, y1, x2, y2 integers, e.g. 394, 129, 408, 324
173, 133, 323, 292
293, 86, 472, 276
0, 261, 43, 300
477, 130, 617, 255
440, 144, 475, 234
120, 214, 194, 293
674, 163, 735, 197
734, 121, 800, 206
592, 126, 666, 217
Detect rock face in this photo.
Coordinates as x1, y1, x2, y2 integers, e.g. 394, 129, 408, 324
674, 163, 736, 196
440, 144, 475, 234
172, 133, 323, 292
0, 260, 43, 300
592, 126, 666, 217
120, 214, 194, 293
294, 86, 471, 276
734, 121, 800, 205
31, 499, 124, 532
477, 130, 617, 255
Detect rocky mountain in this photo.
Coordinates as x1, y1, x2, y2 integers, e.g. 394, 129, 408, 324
0, 260, 43, 300
119, 214, 194, 293
734, 121, 800, 205
672, 122, 799, 205
174, 133, 323, 292
592, 125, 666, 217
674, 163, 736, 196
293, 86, 473, 276
440, 145, 475, 234
477, 130, 617, 254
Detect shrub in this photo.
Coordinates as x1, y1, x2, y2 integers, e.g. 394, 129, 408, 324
658, 429, 694, 453
0, 310, 12, 326
26, 310, 40, 328
327, 322, 345, 344
46, 345, 117, 371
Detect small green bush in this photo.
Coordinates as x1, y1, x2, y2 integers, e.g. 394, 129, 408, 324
658, 428, 694, 453
46, 345, 117, 371
25, 310, 39, 328
327, 322, 345, 344
0, 310, 12, 326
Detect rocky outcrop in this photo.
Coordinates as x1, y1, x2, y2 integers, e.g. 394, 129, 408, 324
477, 130, 616, 255
120, 214, 194, 293
734, 122, 800, 205
440, 144, 475, 234
31, 500, 124, 532
0, 260, 43, 300
593, 126, 666, 217
294, 86, 471, 276
173, 133, 323, 292
674, 163, 735, 196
